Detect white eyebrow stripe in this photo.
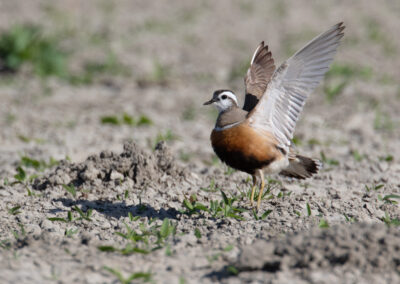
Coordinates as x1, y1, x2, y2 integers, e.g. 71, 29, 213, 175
220, 91, 238, 106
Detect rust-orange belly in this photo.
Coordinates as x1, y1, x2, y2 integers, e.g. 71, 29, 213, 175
210, 123, 280, 174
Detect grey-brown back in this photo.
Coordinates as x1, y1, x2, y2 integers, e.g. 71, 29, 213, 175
215, 107, 248, 129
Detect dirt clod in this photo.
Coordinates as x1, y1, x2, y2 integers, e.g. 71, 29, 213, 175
33, 141, 188, 192
235, 223, 400, 276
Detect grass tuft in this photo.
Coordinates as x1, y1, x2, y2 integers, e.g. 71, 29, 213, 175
103, 266, 152, 284
101, 113, 153, 127
320, 151, 339, 166
8, 205, 22, 215
98, 217, 177, 255
381, 212, 400, 227
318, 218, 329, 228
0, 24, 68, 78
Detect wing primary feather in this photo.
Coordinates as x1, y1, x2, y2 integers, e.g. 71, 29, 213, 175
243, 42, 276, 112
248, 22, 345, 149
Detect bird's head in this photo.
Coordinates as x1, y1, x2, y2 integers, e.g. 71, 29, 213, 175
203, 90, 238, 113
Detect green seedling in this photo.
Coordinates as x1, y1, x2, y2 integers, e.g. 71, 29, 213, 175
318, 218, 329, 228
165, 244, 172, 256
291, 136, 302, 146
224, 244, 234, 252
324, 81, 347, 102
48, 210, 74, 223
62, 184, 76, 198
101, 115, 119, 125
12, 167, 37, 196
99, 218, 176, 255
378, 194, 400, 204
209, 190, 246, 220
100, 114, 152, 127
117, 189, 129, 201
207, 252, 221, 263
103, 266, 152, 284
207, 245, 236, 265
227, 265, 239, 275
252, 209, 272, 220
19, 156, 59, 171
0, 239, 11, 250
320, 151, 339, 166
200, 179, 219, 193
14, 167, 26, 183
211, 155, 220, 166
344, 214, 357, 223
276, 190, 292, 198
122, 113, 134, 125
136, 115, 152, 126
351, 150, 364, 162
182, 190, 246, 220
307, 138, 321, 146
8, 205, 21, 215
365, 183, 384, 192
128, 212, 140, 222
115, 222, 149, 243
12, 224, 26, 240
64, 228, 78, 237
306, 203, 312, 216
98, 244, 149, 255
381, 212, 400, 227
153, 130, 177, 146
379, 155, 393, 162
72, 206, 93, 221
181, 194, 208, 215
224, 166, 236, 175
194, 228, 202, 239
155, 219, 176, 247
245, 178, 283, 202
48, 206, 92, 223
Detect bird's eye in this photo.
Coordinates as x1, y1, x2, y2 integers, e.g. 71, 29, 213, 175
221, 95, 227, 99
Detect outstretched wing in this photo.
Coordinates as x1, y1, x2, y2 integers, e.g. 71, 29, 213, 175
248, 22, 345, 150
243, 41, 275, 112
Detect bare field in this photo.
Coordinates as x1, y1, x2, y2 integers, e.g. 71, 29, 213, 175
0, 1, 399, 283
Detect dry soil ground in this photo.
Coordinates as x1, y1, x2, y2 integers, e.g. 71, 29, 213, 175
0, 1, 400, 283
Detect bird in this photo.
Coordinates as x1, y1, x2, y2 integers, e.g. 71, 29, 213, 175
203, 22, 345, 210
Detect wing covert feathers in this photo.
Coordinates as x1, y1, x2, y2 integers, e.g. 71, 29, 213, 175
243, 41, 275, 112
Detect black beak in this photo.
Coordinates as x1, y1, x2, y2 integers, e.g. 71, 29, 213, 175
203, 98, 216, 105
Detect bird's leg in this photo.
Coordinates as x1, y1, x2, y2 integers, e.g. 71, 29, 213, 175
256, 169, 265, 211
250, 174, 257, 206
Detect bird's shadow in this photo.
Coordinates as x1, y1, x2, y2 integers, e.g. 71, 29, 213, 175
52, 198, 181, 220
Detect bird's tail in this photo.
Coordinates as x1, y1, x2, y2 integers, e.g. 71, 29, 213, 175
279, 155, 322, 179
